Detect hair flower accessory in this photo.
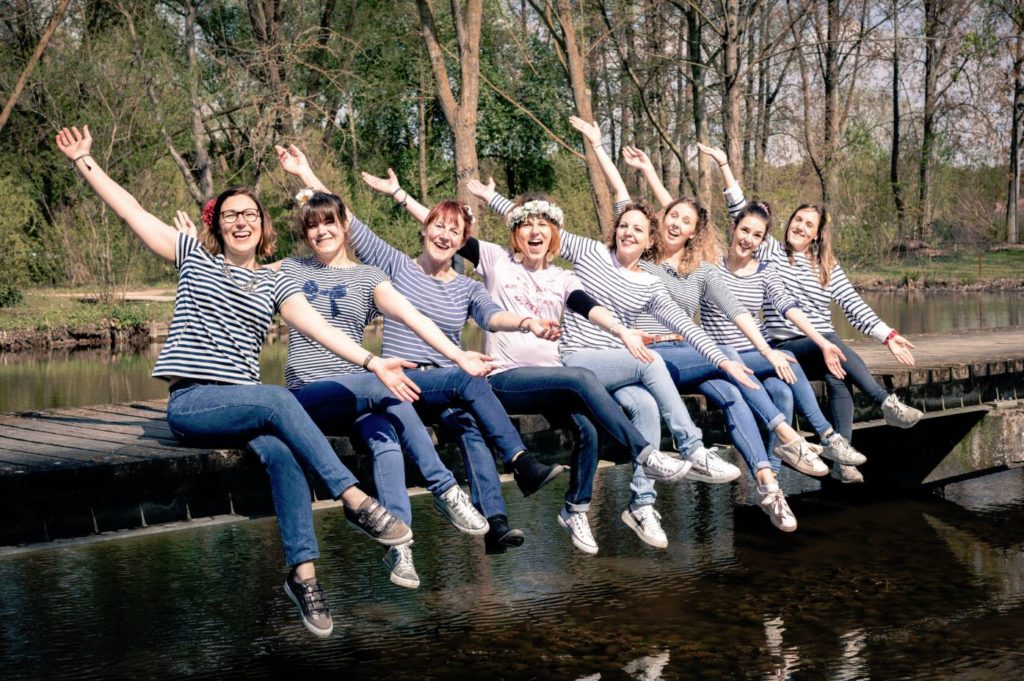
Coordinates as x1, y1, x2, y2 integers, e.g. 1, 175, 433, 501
295, 187, 315, 206
506, 200, 565, 230
464, 204, 475, 225
201, 198, 217, 228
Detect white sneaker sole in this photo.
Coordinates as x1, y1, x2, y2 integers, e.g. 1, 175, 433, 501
619, 509, 668, 549
283, 581, 334, 637
818, 444, 867, 466
557, 513, 599, 555
684, 464, 742, 484
387, 569, 421, 590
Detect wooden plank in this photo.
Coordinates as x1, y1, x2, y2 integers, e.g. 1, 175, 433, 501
22, 414, 174, 440
0, 424, 172, 458
0, 415, 178, 448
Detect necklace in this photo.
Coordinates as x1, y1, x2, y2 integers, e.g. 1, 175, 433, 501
222, 260, 258, 292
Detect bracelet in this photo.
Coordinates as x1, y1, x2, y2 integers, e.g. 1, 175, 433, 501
390, 186, 402, 198
362, 352, 375, 369
399, 194, 409, 208
718, 161, 728, 167
517, 317, 532, 334
883, 330, 898, 345
71, 154, 93, 171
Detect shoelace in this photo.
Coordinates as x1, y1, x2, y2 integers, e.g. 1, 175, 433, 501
567, 513, 593, 538
394, 542, 414, 566
764, 491, 791, 519
448, 490, 479, 522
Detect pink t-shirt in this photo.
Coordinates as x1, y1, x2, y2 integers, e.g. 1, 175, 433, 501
475, 240, 583, 373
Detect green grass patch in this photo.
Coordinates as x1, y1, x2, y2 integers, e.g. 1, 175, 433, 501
849, 249, 1024, 285
0, 289, 175, 332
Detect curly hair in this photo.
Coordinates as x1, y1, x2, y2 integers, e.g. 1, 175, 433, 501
654, 197, 721, 275
608, 202, 660, 261
202, 187, 277, 260
784, 203, 834, 287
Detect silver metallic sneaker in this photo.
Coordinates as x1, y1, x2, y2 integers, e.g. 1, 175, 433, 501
830, 462, 865, 484
758, 487, 797, 532
383, 540, 420, 589
433, 485, 489, 536
882, 394, 923, 428
642, 449, 691, 483
620, 505, 668, 548
684, 446, 741, 483
772, 438, 829, 477
557, 507, 598, 555
283, 569, 333, 637
820, 433, 867, 466
344, 497, 413, 546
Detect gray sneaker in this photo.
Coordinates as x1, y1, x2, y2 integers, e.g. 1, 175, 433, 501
773, 438, 829, 477
344, 497, 413, 546
557, 507, 598, 555
642, 449, 691, 483
685, 446, 741, 484
383, 541, 420, 589
882, 394, 923, 428
620, 505, 668, 548
283, 569, 333, 637
820, 433, 867, 466
758, 487, 798, 532
433, 485, 489, 536
830, 462, 865, 484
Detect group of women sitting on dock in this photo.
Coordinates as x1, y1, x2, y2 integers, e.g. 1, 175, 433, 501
55, 117, 923, 637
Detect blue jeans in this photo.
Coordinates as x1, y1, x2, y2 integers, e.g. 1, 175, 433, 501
649, 342, 777, 476
762, 379, 793, 473
166, 382, 360, 567
773, 334, 890, 440
737, 348, 834, 438
352, 413, 413, 526
563, 349, 703, 508
487, 366, 656, 512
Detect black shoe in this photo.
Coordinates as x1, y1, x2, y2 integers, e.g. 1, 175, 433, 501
344, 497, 413, 546
283, 568, 333, 637
510, 453, 565, 497
484, 514, 525, 555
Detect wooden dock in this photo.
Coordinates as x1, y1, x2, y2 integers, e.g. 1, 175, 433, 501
1, 328, 1021, 547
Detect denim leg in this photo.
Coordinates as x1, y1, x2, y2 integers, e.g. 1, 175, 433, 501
167, 383, 359, 498
696, 379, 773, 476
761, 378, 794, 473
611, 385, 659, 508
562, 412, 597, 512
826, 335, 891, 405
352, 413, 412, 527
439, 407, 507, 518
248, 434, 318, 566
409, 368, 525, 465
739, 349, 833, 437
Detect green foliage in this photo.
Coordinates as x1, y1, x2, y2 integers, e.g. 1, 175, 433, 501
0, 284, 24, 308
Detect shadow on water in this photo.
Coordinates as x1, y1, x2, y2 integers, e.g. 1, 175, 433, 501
1, 465, 1022, 680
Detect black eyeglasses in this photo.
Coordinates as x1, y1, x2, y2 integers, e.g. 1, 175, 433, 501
221, 209, 260, 225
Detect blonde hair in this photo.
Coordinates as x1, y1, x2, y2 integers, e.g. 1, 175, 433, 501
654, 197, 722, 275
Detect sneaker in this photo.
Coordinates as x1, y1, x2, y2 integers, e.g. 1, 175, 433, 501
283, 569, 333, 637
484, 514, 525, 555
557, 507, 598, 555
772, 438, 828, 477
820, 433, 867, 466
882, 394, 923, 428
383, 541, 420, 589
620, 505, 668, 548
510, 452, 565, 497
642, 449, 692, 483
830, 462, 865, 484
344, 497, 413, 546
433, 485, 489, 536
684, 446, 741, 484
757, 486, 798, 532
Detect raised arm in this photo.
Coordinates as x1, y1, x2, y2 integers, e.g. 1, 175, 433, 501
622, 146, 673, 209
56, 126, 177, 262
360, 168, 430, 224
697, 143, 747, 221
276, 144, 330, 193
569, 116, 629, 202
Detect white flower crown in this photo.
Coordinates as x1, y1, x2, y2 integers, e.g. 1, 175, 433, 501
506, 200, 564, 229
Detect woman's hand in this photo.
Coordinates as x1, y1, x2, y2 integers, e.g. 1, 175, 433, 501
819, 341, 847, 379
622, 146, 654, 173
456, 350, 496, 377
466, 177, 496, 203
617, 327, 656, 363
55, 125, 93, 162
696, 143, 728, 166
886, 334, 916, 366
172, 210, 198, 239
719, 359, 759, 390
274, 144, 312, 178
569, 116, 603, 147
369, 356, 421, 402
526, 318, 562, 341
763, 348, 798, 384
360, 168, 400, 196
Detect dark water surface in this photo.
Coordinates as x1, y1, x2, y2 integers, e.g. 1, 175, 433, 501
1, 465, 1022, 680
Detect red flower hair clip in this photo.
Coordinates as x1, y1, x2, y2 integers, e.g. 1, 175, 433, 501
201, 198, 217, 228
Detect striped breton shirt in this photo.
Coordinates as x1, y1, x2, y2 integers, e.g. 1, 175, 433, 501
700, 261, 799, 352
635, 260, 746, 335
153, 232, 300, 384
280, 256, 388, 389
486, 194, 727, 366
724, 182, 893, 342
347, 216, 502, 366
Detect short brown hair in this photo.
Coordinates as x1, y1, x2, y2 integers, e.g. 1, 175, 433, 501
608, 202, 660, 260
423, 200, 474, 246
293, 192, 349, 247
202, 187, 277, 260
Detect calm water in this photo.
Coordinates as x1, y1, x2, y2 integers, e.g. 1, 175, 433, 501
1, 464, 1022, 679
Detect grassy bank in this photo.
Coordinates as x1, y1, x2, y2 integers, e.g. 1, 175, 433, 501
846, 250, 1024, 288
0, 289, 175, 332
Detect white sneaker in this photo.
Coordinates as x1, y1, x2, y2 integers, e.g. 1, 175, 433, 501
758, 486, 798, 532
641, 449, 691, 483
820, 433, 867, 466
383, 540, 420, 589
684, 446, 741, 484
557, 507, 598, 554
620, 506, 668, 548
830, 462, 865, 484
433, 485, 489, 536
882, 394, 923, 428
772, 438, 829, 477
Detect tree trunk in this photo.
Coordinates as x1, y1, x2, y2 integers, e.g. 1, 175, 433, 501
1009, 31, 1023, 244
722, 0, 745, 182
185, 0, 213, 200
687, 6, 711, 205
418, 58, 430, 205
917, 0, 939, 241
890, 0, 906, 240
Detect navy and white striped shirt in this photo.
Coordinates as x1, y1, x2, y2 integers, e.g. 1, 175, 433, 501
347, 216, 502, 365
153, 233, 300, 384
701, 261, 798, 351
487, 194, 727, 366
635, 261, 746, 333
280, 256, 388, 388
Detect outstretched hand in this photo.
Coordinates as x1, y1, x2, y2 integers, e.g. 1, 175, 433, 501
763, 348, 798, 385
568, 116, 602, 147
526, 318, 562, 341
696, 143, 728, 167
360, 168, 400, 196
622, 146, 654, 173
466, 177, 496, 203
370, 357, 421, 402
618, 327, 656, 363
887, 334, 916, 367
55, 125, 93, 161
173, 210, 199, 239
275, 144, 311, 178
720, 359, 759, 390
457, 350, 497, 377
821, 341, 847, 379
